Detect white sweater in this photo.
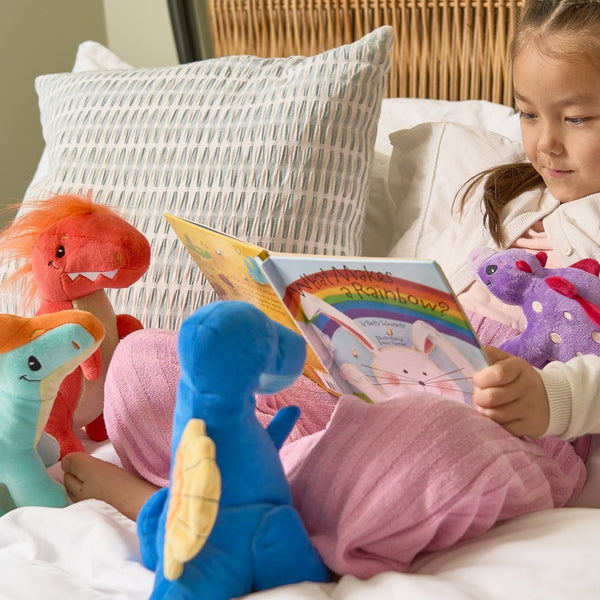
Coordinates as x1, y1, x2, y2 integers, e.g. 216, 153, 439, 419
390, 184, 600, 440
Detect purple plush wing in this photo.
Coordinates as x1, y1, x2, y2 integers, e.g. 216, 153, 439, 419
546, 276, 600, 329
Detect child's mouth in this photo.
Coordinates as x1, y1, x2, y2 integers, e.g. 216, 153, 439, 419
546, 168, 573, 178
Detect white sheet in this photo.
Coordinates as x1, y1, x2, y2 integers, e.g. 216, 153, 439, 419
2, 496, 600, 599
1, 434, 599, 599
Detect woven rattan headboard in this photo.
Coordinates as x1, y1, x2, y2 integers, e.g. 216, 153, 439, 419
169, 0, 523, 106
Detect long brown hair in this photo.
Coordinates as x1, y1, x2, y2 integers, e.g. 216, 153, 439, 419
461, 0, 600, 247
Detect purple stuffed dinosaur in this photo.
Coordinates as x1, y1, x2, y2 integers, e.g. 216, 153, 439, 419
469, 247, 600, 368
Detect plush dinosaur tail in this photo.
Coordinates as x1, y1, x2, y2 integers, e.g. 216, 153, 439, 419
0, 483, 16, 516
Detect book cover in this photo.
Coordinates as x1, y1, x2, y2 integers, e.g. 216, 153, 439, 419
164, 214, 333, 389
166, 214, 488, 404
260, 255, 488, 404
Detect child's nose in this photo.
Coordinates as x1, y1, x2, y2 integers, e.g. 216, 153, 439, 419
537, 124, 563, 155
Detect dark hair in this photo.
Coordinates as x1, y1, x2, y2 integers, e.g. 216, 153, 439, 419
460, 0, 600, 247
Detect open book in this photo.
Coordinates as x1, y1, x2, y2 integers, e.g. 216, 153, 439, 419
166, 214, 488, 404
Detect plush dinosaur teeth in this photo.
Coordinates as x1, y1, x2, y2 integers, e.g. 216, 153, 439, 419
67, 270, 119, 282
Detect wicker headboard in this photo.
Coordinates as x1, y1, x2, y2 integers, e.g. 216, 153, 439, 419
169, 0, 523, 106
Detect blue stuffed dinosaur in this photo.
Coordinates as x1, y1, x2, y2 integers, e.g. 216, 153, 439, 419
137, 300, 330, 599
0, 309, 104, 515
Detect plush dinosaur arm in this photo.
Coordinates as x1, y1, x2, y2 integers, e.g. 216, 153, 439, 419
36, 432, 60, 467
266, 405, 300, 450
79, 347, 102, 381
116, 313, 144, 338
74, 313, 143, 383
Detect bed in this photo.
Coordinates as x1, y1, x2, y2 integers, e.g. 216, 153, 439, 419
2, 0, 600, 598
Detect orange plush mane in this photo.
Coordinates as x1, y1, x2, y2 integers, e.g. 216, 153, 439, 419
0, 195, 121, 309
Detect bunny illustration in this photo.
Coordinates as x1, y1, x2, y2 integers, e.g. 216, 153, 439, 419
300, 293, 476, 404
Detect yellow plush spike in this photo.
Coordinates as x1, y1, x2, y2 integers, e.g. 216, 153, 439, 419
163, 418, 221, 581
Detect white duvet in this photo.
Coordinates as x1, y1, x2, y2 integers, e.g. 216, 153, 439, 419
1, 484, 600, 599
0, 435, 598, 599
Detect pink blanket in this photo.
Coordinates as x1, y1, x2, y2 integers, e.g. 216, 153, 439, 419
279, 393, 585, 577
105, 328, 586, 578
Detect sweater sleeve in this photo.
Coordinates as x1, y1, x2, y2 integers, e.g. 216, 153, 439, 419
541, 354, 600, 439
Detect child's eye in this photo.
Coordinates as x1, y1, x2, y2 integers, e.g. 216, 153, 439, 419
517, 110, 536, 120
566, 116, 587, 125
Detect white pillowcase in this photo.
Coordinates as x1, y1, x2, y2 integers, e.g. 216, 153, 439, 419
361, 98, 521, 257
386, 121, 527, 259
25, 42, 134, 194
72, 40, 133, 72
21, 28, 392, 330
375, 97, 522, 155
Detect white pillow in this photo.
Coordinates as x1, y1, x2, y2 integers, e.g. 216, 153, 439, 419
72, 40, 133, 72
26, 42, 134, 194
361, 151, 395, 257
375, 98, 521, 155
387, 121, 527, 258
20, 28, 392, 330
361, 99, 520, 257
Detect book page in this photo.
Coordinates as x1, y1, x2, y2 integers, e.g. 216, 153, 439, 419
261, 254, 488, 404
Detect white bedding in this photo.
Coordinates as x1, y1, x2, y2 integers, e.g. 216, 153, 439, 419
3, 41, 600, 599
2, 438, 600, 599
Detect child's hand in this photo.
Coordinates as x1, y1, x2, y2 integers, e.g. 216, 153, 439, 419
472, 346, 549, 438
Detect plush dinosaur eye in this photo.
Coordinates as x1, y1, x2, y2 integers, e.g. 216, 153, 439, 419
28, 355, 42, 371
485, 264, 498, 275
56, 245, 66, 259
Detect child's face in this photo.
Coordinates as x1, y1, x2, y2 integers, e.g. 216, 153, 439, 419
513, 42, 600, 202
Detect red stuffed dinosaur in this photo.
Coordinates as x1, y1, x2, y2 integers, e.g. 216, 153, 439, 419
0, 195, 151, 457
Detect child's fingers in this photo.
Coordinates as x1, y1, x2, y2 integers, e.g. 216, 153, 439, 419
473, 360, 550, 438
476, 397, 520, 421
482, 345, 513, 364
473, 352, 521, 390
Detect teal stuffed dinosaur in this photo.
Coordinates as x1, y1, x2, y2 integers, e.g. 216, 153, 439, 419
137, 300, 329, 599
0, 310, 104, 514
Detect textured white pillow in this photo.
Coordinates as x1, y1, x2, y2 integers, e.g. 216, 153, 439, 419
22, 28, 392, 330
26, 42, 134, 193
387, 121, 527, 259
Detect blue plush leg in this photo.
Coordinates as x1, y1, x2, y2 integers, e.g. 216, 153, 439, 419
252, 505, 330, 590
150, 545, 250, 600
137, 488, 169, 570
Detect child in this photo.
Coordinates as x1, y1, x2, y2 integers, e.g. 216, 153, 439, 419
62, 0, 600, 578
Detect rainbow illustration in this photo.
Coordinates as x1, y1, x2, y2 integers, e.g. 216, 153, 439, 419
281, 269, 478, 347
